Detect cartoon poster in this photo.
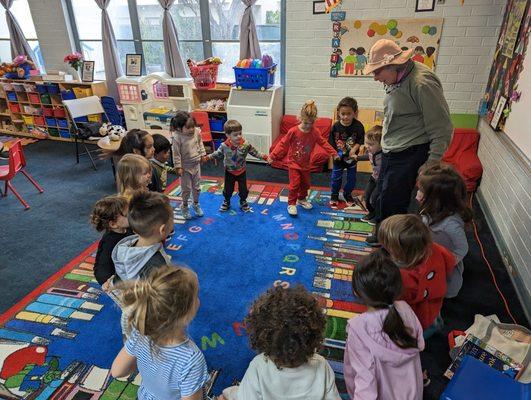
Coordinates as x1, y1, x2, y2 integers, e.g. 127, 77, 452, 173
330, 18, 443, 77
501, 0, 527, 58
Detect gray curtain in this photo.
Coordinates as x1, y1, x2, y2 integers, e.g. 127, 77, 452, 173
95, 0, 122, 100
158, 0, 186, 78
0, 0, 36, 63
239, 0, 261, 59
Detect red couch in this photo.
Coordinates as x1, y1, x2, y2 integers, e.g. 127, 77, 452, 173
442, 128, 483, 192
269, 114, 333, 172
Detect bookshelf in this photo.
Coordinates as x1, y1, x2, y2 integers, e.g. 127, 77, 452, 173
192, 84, 231, 140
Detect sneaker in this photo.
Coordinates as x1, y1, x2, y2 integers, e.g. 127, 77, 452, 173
297, 199, 313, 210
240, 201, 251, 212
192, 203, 204, 217
361, 212, 375, 223
287, 205, 298, 216
181, 206, 192, 220
219, 201, 230, 212
329, 194, 339, 207
365, 234, 381, 247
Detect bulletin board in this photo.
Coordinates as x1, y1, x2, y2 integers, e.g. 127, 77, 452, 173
483, 0, 530, 159
330, 18, 443, 77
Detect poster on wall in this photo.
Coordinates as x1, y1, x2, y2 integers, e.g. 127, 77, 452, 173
501, 0, 527, 58
330, 18, 443, 77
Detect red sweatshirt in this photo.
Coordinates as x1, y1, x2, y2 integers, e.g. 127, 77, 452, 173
270, 126, 338, 170
400, 243, 456, 329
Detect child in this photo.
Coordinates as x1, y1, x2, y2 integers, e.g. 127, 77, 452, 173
417, 163, 473, 298
344, 251, 424, 400
150, 133, 176, 192
205, 119, 268, 212
220, 285, 340, 400
355, 47, 367, 75
269, 100, 338, 216
329, 97, 365, 206
412, 46, 425, 64
171, 111, 206, 220
344, 47, 357, 75
116, 154, 152, 201
111, 265, 209, 400
112, 191, 173, 282
424, 46, 436, 69
90, 195, 131, 290
354, 125, 382, 223
378, 214, 456, 337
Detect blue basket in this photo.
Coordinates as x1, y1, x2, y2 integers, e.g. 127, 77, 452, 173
74, 116, 89, 123
57, 118, 68, 128
45, 83, 60, 95
59, 128, 71, 138
36, 85, 47, 94
61, 90, 76, 100
213, 139, 223, 150
45, 117, 57, 127
6, 91, 17, 102
209, 117, 227, 132
233, 64, 276, 90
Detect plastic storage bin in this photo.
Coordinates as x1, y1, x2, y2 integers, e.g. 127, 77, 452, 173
1, 82, 14, 91
213, 138, 223, 149
42, 107, 54, 117
233, 64, 276, 90
53, 107, 66, 118
57, 119, 68, 128
59, 128, 71, 138
61, 90, 76, 100
48, 128, 59, 137
28, 93, 41, 104
73, 87, 92, 98
190, 64, 219, 90
6, 91, 17, 102
23, 83, 36, 92
8, 103, 21, 113
74, 116, 89, 123
13, 83, 25, 92
45, 83, 60, 95
35, 84, 47, 94
45, 117, 57, 126
34, 116, 45, 126
88, 114, 100, 122
40, 93, 51, 105
209, 116, 227, 132
23, 105, 40, 115
22, 115, 34, 125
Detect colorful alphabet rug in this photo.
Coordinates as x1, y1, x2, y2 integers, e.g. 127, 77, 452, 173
0, 178, 373, 399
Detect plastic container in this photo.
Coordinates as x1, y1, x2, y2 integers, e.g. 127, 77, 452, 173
8, 103, 21, 113
57, 118, 68, 128
73, 87, 92, 98
59, 128, 71, 138
1, 82, 14, 91
74, 116, 89, 123
40, 93, 51, 105
88, 114, 100, 122
23, 83, 36, 92
22, 115, 34, 125
35, 84, 47, 94
209, 117, 227, 132
61, 90, 76, 100
190, 64, 219, 90
53, 107, 66, 118
23, 105, 40, 115
13, 83, 25, 92
45, 117, 57, 126
6, 91, 17, 102
213, 138, 223, 150
233, 64, 276, 90
45, 83, 60, 95
42, 107, 54, 117
48, 127, 59, 137
28, 93, 41, 104
34, 116, 45, 126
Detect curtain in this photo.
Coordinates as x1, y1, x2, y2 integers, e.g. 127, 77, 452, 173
0, 0, 36, 62
158, 0, 186, 78
239, 0, 261, 59
95, 0, 122, 100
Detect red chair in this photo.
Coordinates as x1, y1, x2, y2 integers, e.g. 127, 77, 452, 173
0, 140, 44, 210
191, 111, 215, 152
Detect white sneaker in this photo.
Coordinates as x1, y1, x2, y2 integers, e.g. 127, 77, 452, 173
287, 205, 298, 216
181, 207, 192, 220
297, 199, 313, 210
192, 203, 204, 217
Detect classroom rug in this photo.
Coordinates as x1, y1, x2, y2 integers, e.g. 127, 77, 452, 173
0, 177, 373, 399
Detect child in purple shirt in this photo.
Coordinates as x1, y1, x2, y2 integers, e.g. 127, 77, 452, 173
344, 251, 424, 400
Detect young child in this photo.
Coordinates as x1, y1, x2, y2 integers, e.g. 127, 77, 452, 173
220, 285, 340, 400
90, 195, 131, 290
354, 125, 383, 223
378, 214, 456, 337
269, 100, 338, 216
111, 265, 209, 400
116, 154, 152, 201
150, 133, 176, 192
205, 119, 268, 212
112, 191, 173, 282
417, 163, 473, 298
329, 97, 365, 206
344, 251, 424, 399
171, 111, 206, 220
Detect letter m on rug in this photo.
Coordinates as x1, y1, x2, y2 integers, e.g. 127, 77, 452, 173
201, 332, 225, 350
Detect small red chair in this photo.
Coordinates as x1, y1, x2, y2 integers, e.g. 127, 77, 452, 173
0, 140, 44, 210
191, 110, 215, 152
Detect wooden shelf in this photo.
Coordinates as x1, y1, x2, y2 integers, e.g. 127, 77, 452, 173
194, 109, 227, 114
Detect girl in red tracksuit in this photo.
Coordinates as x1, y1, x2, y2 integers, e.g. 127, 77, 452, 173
269, 100, 338, 217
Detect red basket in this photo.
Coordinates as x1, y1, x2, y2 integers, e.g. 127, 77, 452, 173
190, 64, 219, 90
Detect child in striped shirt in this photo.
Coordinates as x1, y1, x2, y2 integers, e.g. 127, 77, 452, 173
111, 265, 209, 400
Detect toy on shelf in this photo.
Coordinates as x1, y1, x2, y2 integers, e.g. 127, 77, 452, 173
0, 55, 37, 79
116, 72, 193, 130
233, 54, 276, 91
198, 99, 227, 112
187, 57, 222, 90
99, 122, 126, 141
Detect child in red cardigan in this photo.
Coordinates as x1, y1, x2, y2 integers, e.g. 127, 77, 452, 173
378, 214, 456, 338
268, 100, 339, 216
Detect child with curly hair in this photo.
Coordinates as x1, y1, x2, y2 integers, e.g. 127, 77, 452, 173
220, 285, 340, 400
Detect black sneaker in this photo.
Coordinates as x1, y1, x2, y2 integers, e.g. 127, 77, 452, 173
219, 201, 230, 212
361, 212, 375, 222
240, 201, 251, 212
365, 234, 381, 247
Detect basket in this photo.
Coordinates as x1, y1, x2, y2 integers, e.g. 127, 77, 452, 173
73, 87, 92, 98
190, 64, 219, 90
233, 64, 276, 91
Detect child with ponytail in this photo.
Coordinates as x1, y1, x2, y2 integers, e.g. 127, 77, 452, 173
111, 265, 209, 400
344, 251, 424, 400
268, 100, 339, 216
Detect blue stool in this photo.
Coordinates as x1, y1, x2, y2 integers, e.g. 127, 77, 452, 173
440, 356, 529, 400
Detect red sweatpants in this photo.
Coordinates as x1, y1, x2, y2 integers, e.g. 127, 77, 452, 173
288, 168, 311, 205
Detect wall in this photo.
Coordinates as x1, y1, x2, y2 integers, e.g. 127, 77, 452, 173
477, 118, 531, 320
285, 0, 505, 116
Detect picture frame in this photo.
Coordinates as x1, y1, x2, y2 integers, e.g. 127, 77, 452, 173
490, 96, 507, 130
415, 0, 435, 12
81, 61, 94, 82
126, 54, 142, 77
313, 1, 326, 15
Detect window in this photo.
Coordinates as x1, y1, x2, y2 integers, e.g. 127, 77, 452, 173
68, 0, 282, 83
0, 0, 45, 72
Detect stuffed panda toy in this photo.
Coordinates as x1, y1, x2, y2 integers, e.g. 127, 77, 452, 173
100, 122, 126, 141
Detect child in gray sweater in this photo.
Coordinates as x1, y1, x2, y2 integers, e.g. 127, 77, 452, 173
171, 111, 207, 220
416, 163, 473, 298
